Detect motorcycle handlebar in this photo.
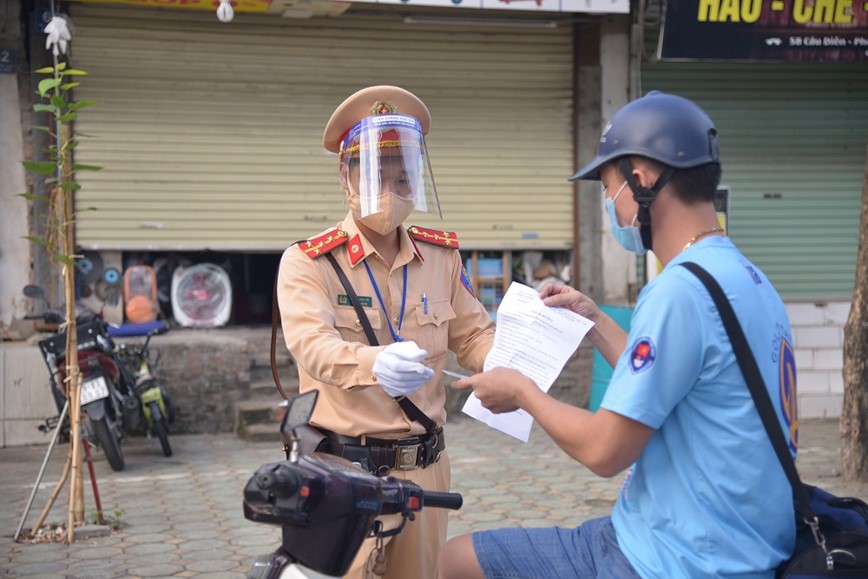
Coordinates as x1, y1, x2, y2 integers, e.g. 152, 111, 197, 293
422, 491, 463, 511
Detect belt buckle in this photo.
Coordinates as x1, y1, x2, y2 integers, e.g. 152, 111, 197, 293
395, 443, 421, 470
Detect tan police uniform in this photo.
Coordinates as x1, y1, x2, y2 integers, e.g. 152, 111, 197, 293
277, 84, 494, 578
278, 216, 493, 576
278, 77, 494, 579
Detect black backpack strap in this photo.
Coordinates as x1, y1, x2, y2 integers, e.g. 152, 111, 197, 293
325, 253, 437, 433
679, 261, 814, 523
326, 253, 379, 346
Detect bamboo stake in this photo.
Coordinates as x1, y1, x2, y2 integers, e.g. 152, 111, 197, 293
65, 294, 81, 543
65, 156, 84, 527
30, 440, 72, 533
58, 120, 84, 543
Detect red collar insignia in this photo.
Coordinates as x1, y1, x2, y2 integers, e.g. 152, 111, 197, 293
407, 225, 459, 249
346, 234, 365, 266
300, 228, 349, 259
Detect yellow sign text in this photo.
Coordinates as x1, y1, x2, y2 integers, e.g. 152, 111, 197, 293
698, 0, 763, 22
793, 0, 854, 24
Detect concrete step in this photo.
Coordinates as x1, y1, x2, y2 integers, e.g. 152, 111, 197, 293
241, 423, 284, 444
250, 376, 298, 398
250, 352, 292, 366
235, 396, 283, 440
250, 364, 297, 385
249, 347, 294, 370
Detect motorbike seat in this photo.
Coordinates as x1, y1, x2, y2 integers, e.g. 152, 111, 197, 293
107, 321, 169, 338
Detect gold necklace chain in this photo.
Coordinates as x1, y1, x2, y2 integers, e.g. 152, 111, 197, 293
683, 226, 725, 250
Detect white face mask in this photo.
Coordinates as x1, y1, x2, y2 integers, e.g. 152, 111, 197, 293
347, 182, 415, 236
604, 181, 647, 255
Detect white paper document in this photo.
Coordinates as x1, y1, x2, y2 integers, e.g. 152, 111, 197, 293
462, 282, 595, 442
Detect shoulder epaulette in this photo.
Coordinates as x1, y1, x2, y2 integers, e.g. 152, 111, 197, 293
298, 228, 349, 259
407, 225, 459, 249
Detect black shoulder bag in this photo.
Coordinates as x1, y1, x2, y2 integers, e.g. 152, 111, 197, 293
681, 261, 868, 578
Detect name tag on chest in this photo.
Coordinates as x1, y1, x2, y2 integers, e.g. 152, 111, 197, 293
337, 294, 373, 308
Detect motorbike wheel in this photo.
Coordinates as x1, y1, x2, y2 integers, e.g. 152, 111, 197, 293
150, 402, 172, 457
91, 417, 125, 471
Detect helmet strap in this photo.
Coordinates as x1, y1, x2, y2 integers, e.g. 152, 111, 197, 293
618, 157, 675, 252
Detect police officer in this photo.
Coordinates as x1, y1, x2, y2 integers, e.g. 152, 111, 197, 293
277, 85, 495, 579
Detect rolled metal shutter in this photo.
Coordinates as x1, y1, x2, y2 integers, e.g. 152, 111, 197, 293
641, 60, 868, 300
70, 5, 575, 251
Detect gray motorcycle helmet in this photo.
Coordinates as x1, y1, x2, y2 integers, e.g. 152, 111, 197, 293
569, 91, 720, 182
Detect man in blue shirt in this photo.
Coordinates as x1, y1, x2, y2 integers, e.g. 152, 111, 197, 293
438, 92, 797, 578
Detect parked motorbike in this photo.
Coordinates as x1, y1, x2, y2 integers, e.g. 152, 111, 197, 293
25, 284, 176, 469
111, 322, 175, 457
32, 311, 131, 471
243, 390, 463, 579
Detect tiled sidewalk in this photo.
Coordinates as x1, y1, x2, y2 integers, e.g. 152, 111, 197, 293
1, 418, 866, 577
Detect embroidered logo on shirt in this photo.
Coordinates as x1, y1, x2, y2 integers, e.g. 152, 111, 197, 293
779, 337, 799, 453
337, 294, 373, 308
460, 265, 475, 297
742, 261, 763, 285
629, 337, 657, 374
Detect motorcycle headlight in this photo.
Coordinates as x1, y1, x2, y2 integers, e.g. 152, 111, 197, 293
246, 553, 279, 579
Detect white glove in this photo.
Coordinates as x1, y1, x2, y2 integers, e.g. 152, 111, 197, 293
373, 341, 435, 397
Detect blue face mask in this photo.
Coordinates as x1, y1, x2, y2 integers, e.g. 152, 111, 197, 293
605, 181, 648, 255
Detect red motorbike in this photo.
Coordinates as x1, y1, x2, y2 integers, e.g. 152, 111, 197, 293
34, 316, 133, 471
25, 284, 170, 471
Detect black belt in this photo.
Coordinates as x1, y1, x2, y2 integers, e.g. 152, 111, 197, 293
320, 427, 445, 474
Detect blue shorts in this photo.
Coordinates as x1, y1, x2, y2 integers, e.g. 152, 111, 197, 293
471, 517, 641, 579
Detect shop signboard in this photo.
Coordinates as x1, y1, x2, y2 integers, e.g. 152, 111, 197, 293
659, 0, 868, 62
68, 0, 272, 13
340, 0, 629, 14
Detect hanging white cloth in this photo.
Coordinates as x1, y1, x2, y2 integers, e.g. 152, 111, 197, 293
44, 15, 72, 56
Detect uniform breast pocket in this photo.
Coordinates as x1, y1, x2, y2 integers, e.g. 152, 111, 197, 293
334, 307, 382, 341
413, 299, 456, 357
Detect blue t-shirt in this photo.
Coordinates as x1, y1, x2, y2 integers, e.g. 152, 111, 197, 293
604, 237, 797, 578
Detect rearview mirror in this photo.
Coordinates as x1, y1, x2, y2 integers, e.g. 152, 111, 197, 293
279, 390, 319, 462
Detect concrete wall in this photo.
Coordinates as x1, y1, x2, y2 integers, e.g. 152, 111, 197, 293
0, 344, 58, 447
149, 329, 251, 434
0, 329, 253, 448
598, 15, 636, 306
0, 0, 33, 332
788, 301, 850, 419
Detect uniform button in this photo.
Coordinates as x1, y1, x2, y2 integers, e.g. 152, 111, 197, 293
370, 374, 378, 382
355, 319, 361, 326
393, 316, 400, 325
434, 313, 439, 320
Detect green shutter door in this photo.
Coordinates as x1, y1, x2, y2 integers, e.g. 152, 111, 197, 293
641, 61, 867, 300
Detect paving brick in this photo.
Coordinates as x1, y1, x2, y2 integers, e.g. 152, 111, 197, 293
2, 419, 867, 577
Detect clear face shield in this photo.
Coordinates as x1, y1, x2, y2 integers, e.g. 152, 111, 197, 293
339, 114, 442, 220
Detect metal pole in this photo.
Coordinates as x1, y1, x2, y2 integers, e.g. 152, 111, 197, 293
13, 400, 69, 542
82, 437, 105, 525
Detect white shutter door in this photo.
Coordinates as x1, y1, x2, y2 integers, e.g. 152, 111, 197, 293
71, 5, 575, 251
